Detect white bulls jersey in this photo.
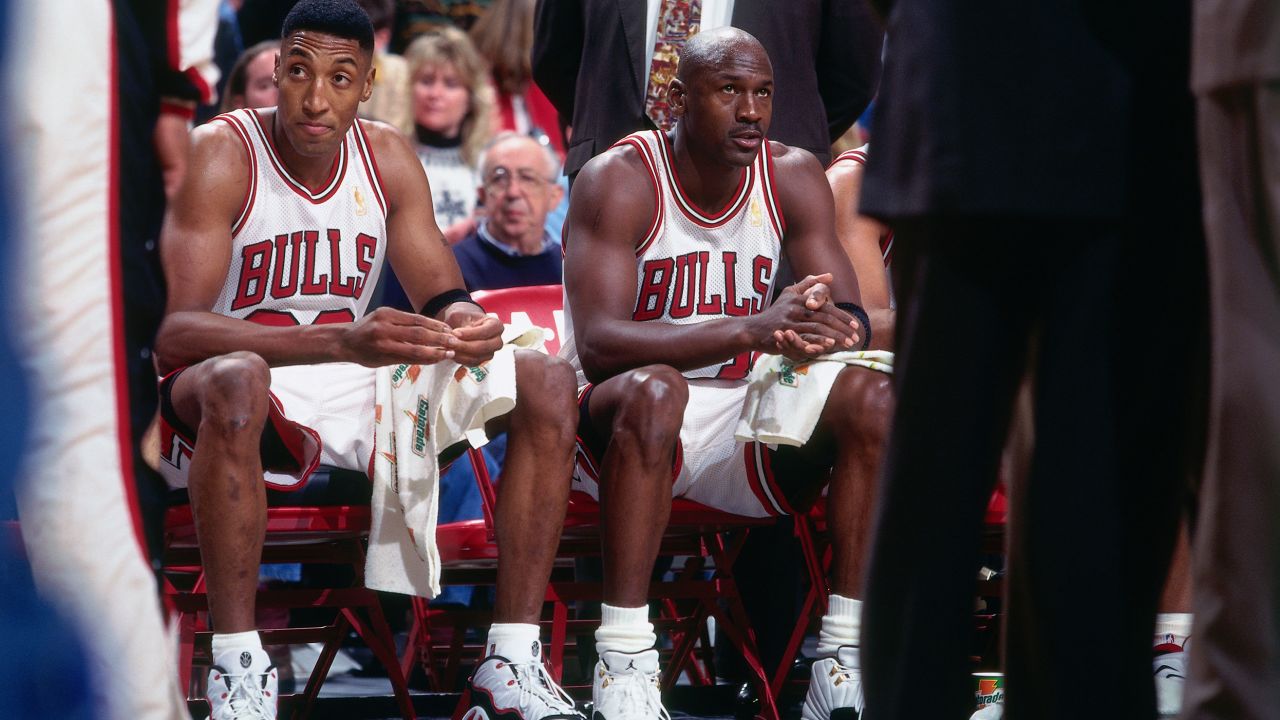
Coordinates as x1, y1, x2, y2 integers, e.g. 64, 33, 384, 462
561, 129, 784, 383
209, 108, 387, 326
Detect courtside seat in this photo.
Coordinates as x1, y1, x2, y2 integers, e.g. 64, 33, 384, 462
405, 284, 783, 720
162, 467, 416, 720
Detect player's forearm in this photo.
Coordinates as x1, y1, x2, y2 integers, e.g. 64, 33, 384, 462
578, 318, 754, 383
154, 311, 352, 374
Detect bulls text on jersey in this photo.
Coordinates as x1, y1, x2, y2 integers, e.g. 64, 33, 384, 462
231, 228, 378, 321
634, 251, 774, 321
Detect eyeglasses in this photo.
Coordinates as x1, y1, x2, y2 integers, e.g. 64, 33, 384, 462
484, 166, 554, 191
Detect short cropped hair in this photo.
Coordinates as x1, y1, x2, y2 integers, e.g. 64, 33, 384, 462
281, 0, 375, 55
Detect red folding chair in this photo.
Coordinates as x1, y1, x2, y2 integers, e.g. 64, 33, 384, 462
161, 468, 416, 720
402, 284, 782, 719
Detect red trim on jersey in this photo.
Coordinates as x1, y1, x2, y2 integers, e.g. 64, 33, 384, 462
742, 444, 782, 517
216, 113, 258, 237
165, 0, 181, 70
881, 232, 895, 266
159, 100, 196, 120
262, 393, 322, 491
247, 109, 347, 203
760, 142, 787, 237
831, 149, 868, 168
616, 136, 664, 255
655, 131, 753, 228
757, 444, 794, 515
108, 11, 149, 557
353, 119, 388, 216
183, 67, 214, 107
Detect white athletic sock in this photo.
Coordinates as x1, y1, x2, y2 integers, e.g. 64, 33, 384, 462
595, 603, 656, 657
211, 630, 268, 672
486, 623, 543, 663
816, 594, 862, 660
1154, 612, 1193, 649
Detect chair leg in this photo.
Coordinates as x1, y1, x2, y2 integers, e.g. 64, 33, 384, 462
346, 606, 417, 720
710, 599, 779, 720
549, 588, 568, 682
294, 613, 351, 720
771, 584, 820, 697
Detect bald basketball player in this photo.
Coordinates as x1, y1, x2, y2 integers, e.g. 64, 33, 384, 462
155, 2, 584, 719
559, 28, 892, 720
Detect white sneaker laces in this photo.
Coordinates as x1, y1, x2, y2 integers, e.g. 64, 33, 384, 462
600, 664, 670, 720
221, 671, 271, 719
513, 660, 579, 716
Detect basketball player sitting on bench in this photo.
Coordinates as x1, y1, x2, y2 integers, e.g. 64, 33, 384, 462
155, 2, 585, 719
557, 27, 892, 720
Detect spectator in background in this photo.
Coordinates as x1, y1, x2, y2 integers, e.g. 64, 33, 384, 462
356, 0, 413, 134
392, 0, 492, 52
470, 0, 563, 157
377, 27, 494, 314
453, 132, 563, 291
406, 27, 493, 243
219, 40, 278, 112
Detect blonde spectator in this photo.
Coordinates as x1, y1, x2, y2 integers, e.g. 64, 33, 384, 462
470, 0, 564, 157
219, 40, 278, 112
405, 28, 494, 243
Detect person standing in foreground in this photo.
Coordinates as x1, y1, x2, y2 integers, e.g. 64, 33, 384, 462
156, 2, 583, 719
1184, 1, 1280, 718
857, 1, 1206, 718
559, 27, 892, 720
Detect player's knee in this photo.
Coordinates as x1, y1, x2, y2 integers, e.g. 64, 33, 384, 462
198, 352, 271, 435
613, 365, 687, 447
513, 351, 577, 440
831, 369, 894, 441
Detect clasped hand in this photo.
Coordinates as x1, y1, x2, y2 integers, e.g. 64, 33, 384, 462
343, 305, 503, 368
759, 274, 862, 361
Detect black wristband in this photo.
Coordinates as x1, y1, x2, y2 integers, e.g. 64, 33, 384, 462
835, 301, 872, 350
422, 288, 483, 318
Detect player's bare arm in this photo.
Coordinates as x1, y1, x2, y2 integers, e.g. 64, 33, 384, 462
827, 159, 892, 311
827, 158, 896, 350
368, 120, 503, 367
155, 118, 457, 374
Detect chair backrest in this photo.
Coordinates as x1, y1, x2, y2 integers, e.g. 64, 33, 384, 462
472, 284, 566, 356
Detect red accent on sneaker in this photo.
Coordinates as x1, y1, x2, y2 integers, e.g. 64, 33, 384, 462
1154, 643, 1184, 655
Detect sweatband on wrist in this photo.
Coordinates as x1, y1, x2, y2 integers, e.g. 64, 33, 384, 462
835, 301, 872, 350
422, 288, 483, 318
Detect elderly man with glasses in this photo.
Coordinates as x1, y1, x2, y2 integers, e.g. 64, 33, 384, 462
453, 132, 566, 292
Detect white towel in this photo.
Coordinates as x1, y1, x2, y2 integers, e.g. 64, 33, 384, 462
734, 350, 894, 448
366, 322, 546, 597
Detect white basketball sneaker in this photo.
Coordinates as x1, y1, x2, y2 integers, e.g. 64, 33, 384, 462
463, 654, 584, 720
207, 648, 278, 720
591, 649, 670, 720
802, 645, 864, 720
1154, 640, 1187, 717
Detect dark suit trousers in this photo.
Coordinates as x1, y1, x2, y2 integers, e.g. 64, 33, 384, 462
1186, 83, 1280, 720
861, 218, 1196, 720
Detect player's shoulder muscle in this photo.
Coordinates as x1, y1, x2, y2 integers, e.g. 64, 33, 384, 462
568, 142, 657, 243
